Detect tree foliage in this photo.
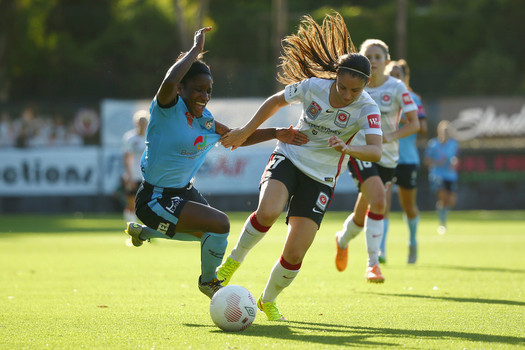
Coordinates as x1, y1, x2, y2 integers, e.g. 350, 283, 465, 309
2, 0, 524, 103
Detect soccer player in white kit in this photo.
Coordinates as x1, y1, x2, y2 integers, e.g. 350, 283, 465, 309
217, 13, 383, 320
122, 110, 149, 222
334, 39, 419, 282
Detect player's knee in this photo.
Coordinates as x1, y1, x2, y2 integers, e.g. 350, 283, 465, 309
283, 252, 304, 266
369, 197, 387, 214
212, 212, 230, 233
253, 208, 279, 227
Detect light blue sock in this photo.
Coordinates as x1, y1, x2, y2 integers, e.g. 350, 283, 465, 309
380, 218, 389, 255
438, 207, 448, 226
201, 232, 229, 282
139, 225, 170, 240
407, 215, 419, 246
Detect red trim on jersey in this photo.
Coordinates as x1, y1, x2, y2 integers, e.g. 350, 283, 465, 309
249, 212, 271, 232
348, 158, 364, 184
259, 152, 276, 186
279, 255, 301, 270
332, 133, 356, 190
367, 211, 384, 220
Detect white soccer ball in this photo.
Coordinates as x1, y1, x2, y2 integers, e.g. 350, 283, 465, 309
210, 285, 257, 331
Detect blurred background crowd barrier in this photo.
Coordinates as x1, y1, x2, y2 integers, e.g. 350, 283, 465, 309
0, 97, 524, 213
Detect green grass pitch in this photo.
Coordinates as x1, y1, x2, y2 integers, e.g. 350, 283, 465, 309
0, 210, 524, 349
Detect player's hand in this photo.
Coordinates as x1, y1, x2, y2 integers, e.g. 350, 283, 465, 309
194, 27, 212, 52
328, 135, 348, 154
220, 128, 250, 150
276, 126, 309, 145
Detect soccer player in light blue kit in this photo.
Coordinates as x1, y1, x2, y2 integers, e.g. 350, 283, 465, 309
124, 27, 308, 298
381, 59, 427, 264
425, 120, 459, 235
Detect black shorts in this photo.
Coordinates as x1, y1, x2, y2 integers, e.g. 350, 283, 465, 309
135, 181, 208, 238
347, 158, 396, 191
261, 152, 333, 228
393, 164, 419, 189
429, 175, 458, 193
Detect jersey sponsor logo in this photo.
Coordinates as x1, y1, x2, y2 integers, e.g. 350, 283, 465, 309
157, 222, 170, 234
316, 191, 329, 210
193, 135, 208, 149
367, 114, 381, 128
381, 93, 392, 106
307, 101, 321, 119
334, 111, 350, 128
402, 92, 414, 105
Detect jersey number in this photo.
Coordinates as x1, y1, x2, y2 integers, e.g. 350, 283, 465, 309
268, 154, 286, 170
355, 159, 372, 171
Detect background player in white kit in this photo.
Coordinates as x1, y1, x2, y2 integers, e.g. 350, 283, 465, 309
334, 39, 419, 282
217, 13, 383, 321
122, 110, 149, 222
382, 59, 427, 264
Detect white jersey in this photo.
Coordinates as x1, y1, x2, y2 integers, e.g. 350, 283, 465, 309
122, 130, 146, 182
352, 76, 417, 168
276, 77, 382, 188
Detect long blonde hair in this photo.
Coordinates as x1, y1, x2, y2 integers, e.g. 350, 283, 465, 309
278, 12, 370, 85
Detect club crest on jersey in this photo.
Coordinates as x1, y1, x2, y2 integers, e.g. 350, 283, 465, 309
307, 101, 321, 119
402, 92, 414, 105
334, 111, 350, 128
316, 192, 329, 210
380, 92, 392, 106
367, 114, 381, 129
205, 120, 213, 130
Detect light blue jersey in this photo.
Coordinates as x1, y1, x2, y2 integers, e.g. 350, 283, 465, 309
425, 137, 459, 182
141, 97, 220, 188
398, 92, 426, 165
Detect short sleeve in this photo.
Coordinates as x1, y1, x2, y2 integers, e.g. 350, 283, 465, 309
284, 79, 309, 104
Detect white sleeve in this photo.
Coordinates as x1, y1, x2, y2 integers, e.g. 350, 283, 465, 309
360, 105, 383, 136
284, 79, 309, 104
396, 83, 418, 114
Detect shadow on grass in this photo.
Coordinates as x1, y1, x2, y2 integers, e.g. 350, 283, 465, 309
419, 264, 525, 274
0, 214, 125, 234
186, 322, 394, 348
366, 291, 525, 306
186, 321, 524, 347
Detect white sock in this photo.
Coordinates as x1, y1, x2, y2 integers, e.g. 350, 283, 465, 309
337, 213, 364, 249
261, 256, 300, 303
230, 212, 270, 263
365, 212, 384, 267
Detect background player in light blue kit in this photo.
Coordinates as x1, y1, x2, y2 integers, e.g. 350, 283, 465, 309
381, 59, 427, 264
425, 120, 459, 234
124, 27, 308, 299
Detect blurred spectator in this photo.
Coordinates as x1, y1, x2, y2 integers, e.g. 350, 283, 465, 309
0, 106, 93, 149
0, 112, 15, 147
121, 110, 149, 222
